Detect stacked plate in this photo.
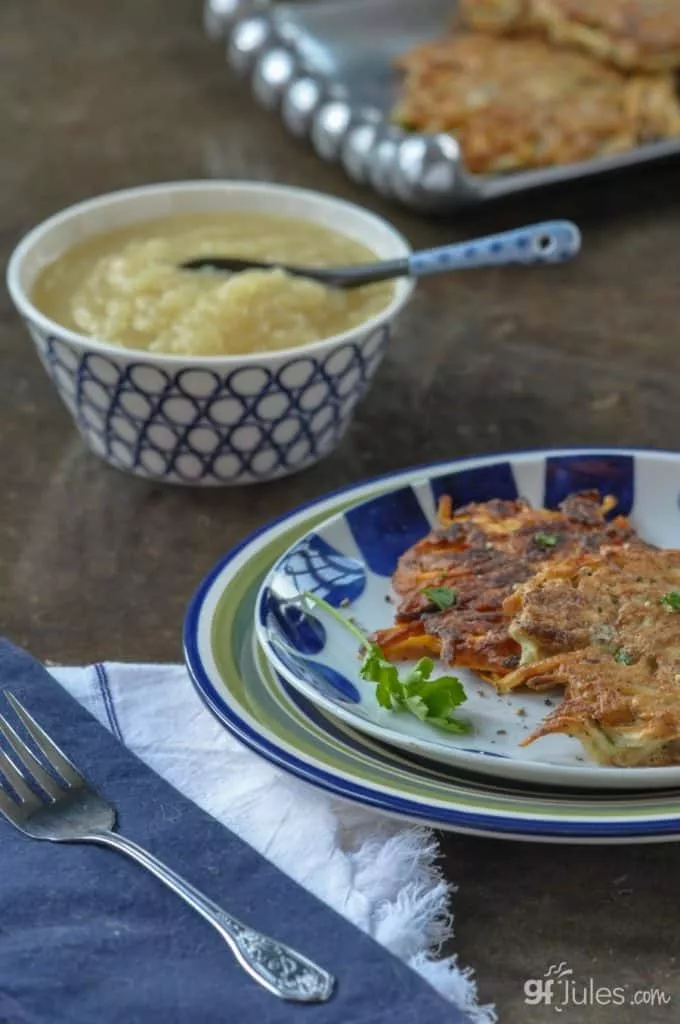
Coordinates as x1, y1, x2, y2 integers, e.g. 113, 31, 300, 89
185, 448, 680, 843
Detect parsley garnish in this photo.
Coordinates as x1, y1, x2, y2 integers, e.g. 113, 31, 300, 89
421, 586, 458, 610
614, 647, 635, 665
534, 532, 559, 548
301, 591, 470, 734
661, 591, 680, 612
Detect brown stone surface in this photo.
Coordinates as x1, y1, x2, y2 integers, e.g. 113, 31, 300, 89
1, 2, 679, 1020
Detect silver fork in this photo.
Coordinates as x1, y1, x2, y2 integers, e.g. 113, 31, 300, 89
0, 691, 335, 1003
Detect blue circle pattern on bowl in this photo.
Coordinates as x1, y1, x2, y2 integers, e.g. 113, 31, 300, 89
32, 324, 389, 484
259, 451, 646, 756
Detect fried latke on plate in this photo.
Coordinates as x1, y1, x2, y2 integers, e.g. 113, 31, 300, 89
257, 449, 680, 786
393, 33, 680, 173
372, 492, 643, 685
501, 548, 680, 765
459, 0, 680, 72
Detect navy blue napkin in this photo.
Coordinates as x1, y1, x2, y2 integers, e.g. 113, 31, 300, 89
0, 640, 473, 1024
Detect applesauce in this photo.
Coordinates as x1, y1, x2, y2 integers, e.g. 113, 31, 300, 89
32, 212, 394, 357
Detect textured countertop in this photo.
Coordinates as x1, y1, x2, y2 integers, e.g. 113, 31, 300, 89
1, 2, 678, 1020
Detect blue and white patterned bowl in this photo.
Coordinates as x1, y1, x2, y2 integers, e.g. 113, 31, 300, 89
7, 181, 413, 485
256, 449, 680, 789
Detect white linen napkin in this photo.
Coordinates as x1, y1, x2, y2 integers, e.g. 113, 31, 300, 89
50, 662, 496, 1024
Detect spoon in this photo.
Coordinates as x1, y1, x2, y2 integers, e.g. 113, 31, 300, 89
181, 220, 580, 289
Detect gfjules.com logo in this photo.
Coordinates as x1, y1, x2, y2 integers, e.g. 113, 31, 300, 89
524, 962, 672, 1012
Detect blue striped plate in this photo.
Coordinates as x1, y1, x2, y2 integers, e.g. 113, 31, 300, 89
184, 449, 680, 841
256, 449, 680, 790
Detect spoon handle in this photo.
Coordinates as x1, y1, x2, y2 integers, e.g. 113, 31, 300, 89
408, 220, 580, 278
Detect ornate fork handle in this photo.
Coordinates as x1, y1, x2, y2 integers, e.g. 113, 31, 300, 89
83, 830, 335, 1003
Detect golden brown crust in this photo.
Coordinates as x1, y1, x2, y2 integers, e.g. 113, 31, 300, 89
372, 493, 644, 684
393, 32, 680, 173
458, 0, 531, 35
519, 649, 680, 766
503, 547, 680, 766
460, 0, 680, 71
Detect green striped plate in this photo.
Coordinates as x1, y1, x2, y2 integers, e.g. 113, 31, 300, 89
184, 469, 680, 844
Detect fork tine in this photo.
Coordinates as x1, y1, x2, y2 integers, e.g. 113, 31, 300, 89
4, 692, 83, 787
0, 746, 41, 806
0, 713, 65, 800
0, 782, 23, 820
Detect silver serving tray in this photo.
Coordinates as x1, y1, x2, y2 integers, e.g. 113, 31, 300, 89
205, 0, 680, 211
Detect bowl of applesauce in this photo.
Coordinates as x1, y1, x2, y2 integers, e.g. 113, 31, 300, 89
7, 181, 412, 485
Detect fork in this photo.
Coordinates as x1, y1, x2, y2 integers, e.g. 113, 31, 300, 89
0, 691, 335, 1003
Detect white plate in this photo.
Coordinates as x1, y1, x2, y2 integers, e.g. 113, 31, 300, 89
184, 458, 680, 842
256, 448, 680, 790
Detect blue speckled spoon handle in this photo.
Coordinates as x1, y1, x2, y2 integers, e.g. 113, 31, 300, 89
182, 220, 580, 288
408, 220, 581, 278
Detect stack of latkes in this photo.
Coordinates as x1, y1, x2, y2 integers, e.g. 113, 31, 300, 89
373, 491, 680, 767
394, 1, 680, 172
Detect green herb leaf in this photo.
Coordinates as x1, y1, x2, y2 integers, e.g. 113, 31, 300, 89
534, 532, 559, 548
661, 591, 680, 612
301, 591, 470, 734
421, 586, 458, 610
360, 643, 403, 709
614, 647, 635, 666
403, 668, 470, 734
